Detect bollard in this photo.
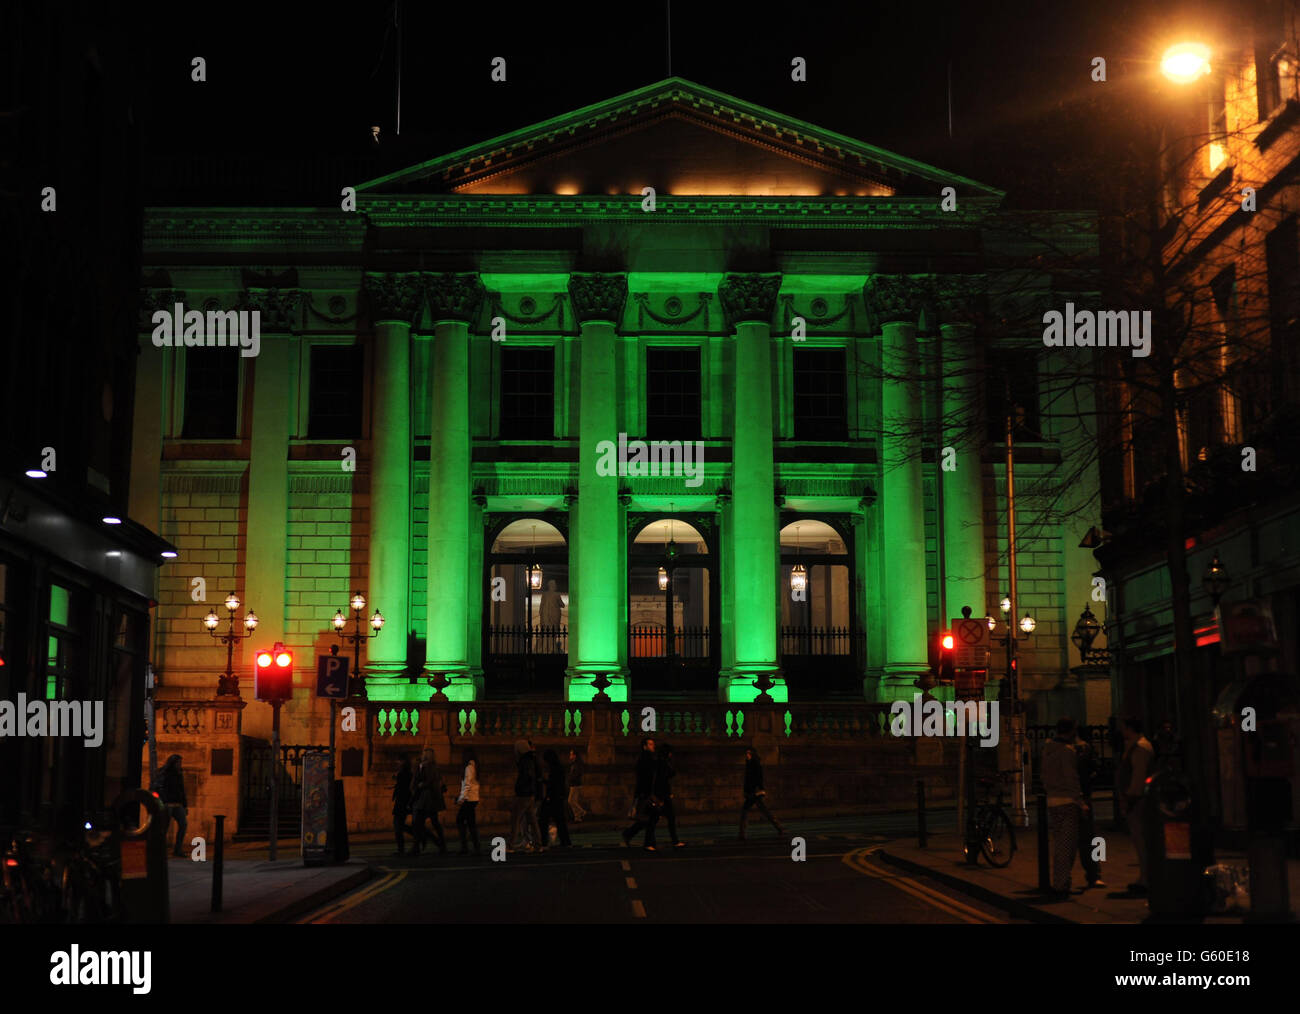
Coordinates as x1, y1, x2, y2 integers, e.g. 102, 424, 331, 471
916, 779, 927, 849
211, 815, 225, 913
1036, 792, 1050, 891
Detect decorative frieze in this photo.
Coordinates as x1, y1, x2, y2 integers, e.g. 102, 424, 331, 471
425, 272, 486, 324
931, 275, 988, 328
239, 287, 304, 332
489, 292, 565, 329
632, 292, 712, 330
719, 273, 782, 328
160, 473, 244, 494
779, 293, 856, 332
568, 273, 628, 325
363, 272, 423, 325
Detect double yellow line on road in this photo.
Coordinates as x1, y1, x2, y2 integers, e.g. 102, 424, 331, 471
842, 847, 1003, 924
299, 870, 408, 924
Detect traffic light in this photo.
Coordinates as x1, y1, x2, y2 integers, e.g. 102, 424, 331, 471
254, 642, 294, 701
938, 631, 956, 682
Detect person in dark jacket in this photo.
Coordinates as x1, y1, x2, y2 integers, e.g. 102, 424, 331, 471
566, 748, 587, 823
738, 747, 785, 840
655, 743, 685, 847
391, 756, 418, 856
539, 749, 572, 847
157, 754, 188, 857
1073, 730, 1105, 888
621, 737, 660, 851
411, 749, 447, 855
510, 739, 545, 852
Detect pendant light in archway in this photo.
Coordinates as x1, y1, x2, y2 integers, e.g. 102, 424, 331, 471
790, 524, 808, 594
527, 523, 543, 590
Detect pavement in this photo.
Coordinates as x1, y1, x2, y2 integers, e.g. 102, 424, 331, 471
879, 805, 1300, 924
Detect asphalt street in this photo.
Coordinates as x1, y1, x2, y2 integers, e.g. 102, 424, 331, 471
299, 811, 1019, 923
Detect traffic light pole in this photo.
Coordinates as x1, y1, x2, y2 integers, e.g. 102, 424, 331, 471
270, 699, 281, 862
1005, 397, 1028, 829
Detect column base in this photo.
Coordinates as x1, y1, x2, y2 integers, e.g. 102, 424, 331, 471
718, 666, 787, 704
565, 666, 630, 703
874, 664, 935, 705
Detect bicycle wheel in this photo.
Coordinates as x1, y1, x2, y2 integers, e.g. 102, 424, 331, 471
977, 806, 1016, 868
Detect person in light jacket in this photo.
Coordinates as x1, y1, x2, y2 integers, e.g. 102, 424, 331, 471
455, 747, 481, 855
1041, 717, 1088, 897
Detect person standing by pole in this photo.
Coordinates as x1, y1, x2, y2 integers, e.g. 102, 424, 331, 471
1074, 728, 1105, 888
1119, 717, 1156, 896
1041, 717, 1087, 899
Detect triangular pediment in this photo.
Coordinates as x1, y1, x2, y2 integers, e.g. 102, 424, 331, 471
358, 78, 1002, 199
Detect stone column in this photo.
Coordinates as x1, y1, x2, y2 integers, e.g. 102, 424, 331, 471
936, 277, 989, 623
244, 293, 298, 672
719, 273, 784, 703
424, 273, 485, 701
360, 273, 420, 697
566, 273, 629, 701
864, 275, 931, 703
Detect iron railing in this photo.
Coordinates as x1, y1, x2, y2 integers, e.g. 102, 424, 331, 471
779, 625, 863, 657
628, 624, 711, 658
485, 624, 568, 655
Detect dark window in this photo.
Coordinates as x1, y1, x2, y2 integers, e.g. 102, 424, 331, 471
307, 345, 364, 439
182, 351, 240, 438
210, 749, 234, 776
793, 348, 848, 441
1255, 13, 1285, 121
1266, 216, 1300, 409
645, 347, 701, 439
986, 351, 1041, 442
341, 748, 365, 777
499, 346, 555, 439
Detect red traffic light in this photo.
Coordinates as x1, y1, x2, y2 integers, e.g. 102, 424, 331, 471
941, 633, 955, 651
254, 642, 294, 702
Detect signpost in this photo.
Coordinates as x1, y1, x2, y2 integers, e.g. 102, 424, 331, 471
313, 653, 348, 864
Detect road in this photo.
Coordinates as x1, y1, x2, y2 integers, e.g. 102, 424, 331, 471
300, 812, 1018, 924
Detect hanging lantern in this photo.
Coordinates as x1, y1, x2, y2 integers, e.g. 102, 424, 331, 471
790, 563, 808, 594
528, 563, 543, 590
658, 566, 669, 591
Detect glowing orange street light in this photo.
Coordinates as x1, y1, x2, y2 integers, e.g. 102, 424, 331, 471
1161, 42, 1211, 83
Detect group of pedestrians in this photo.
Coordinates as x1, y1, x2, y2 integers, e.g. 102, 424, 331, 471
391, 747, 483, 856
1041, 715, 1157, 898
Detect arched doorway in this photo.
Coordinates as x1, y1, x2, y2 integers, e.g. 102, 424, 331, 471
483, 517, 568, 697
628, 515, 717, 695
779, 518, 860, 698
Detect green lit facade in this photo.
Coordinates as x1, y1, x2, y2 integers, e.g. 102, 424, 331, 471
132, 79, 1106, 746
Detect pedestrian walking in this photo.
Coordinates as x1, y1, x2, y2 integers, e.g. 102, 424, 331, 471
621, 737, 660, 851
155, 754, 188, 857
455, 747, 482, 855
531, 738, 547, 846
411, 749, 447, 855
1073, 729, 1104, 887
737, 747, 784, 840
1118, 717, 1156, 895
655, 743, 685, 847
391, 756, 418, 856
510, 739, 544, 853
539, 749, 572, 847
566, 748, 587, 823
1041, 717, 1088, 898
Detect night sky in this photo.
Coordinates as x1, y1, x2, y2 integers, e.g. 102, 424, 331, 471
128, 0, 1248, 207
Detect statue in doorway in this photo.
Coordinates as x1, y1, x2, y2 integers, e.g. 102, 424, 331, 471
539, 579, 566, 652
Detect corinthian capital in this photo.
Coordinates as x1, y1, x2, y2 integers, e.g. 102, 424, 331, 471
568, 273, 628, 325
363, 272, 423, 325
240, 287, 304, 332
864, 275, 928, 328
719, 273, 782, 328
931, 275, 988, 328
425, 272, 485, 324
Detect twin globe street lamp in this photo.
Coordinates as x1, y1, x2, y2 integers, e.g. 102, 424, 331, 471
333, 591, 384, 699
204, 591, 258, 697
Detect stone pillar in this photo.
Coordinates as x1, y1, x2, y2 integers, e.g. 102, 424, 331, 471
936, 278, 989, 623
245, 302, 294, 665
361, 273, 420, 696
129, 330, 164, 533
424, 273, 485, 701
566, 273, 628, 701
865, 275, 931, 702
719, 273, 784, 703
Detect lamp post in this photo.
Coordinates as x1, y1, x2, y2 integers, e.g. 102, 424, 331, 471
204, 592, 258, 697
332, 592, 384, 700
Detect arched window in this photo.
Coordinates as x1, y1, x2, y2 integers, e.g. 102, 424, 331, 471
779, 518, 859, 696
484, 517, 568, 695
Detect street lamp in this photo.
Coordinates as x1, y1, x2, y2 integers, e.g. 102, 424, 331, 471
1161, 41, 1211, 83
1071, 603, 1102, 655
1202, 550, 1230, 606
334, 591, 383, 698
203, 591, 258, 697
1019, 613, 1037, 635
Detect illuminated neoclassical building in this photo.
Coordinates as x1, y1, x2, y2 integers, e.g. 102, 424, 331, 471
132, 78, 1106, 752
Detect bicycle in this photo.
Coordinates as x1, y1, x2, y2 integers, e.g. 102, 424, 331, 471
2, 816, 126, 925
60, 820, 124, 924
971, 774, 1017, 868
